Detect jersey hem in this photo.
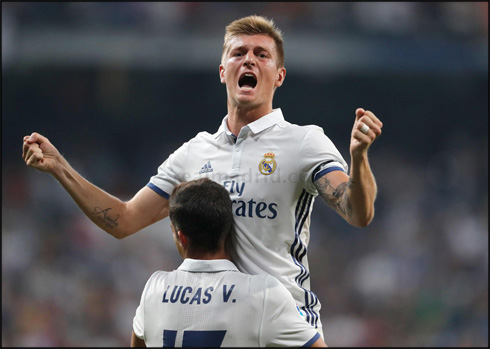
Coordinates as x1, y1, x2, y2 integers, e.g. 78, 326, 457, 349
313, 166, 345, 182
147, 182, 170, 199
303, 332, 321, 347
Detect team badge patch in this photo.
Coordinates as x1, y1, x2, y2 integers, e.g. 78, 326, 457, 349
258, 152, 277, 175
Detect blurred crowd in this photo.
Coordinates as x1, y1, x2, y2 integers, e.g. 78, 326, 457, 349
2, 2, 488, 38
2, 119, 487, 347
2, 2, 488, 347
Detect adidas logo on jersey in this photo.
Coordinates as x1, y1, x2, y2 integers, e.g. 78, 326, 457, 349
199, 161, 214, 174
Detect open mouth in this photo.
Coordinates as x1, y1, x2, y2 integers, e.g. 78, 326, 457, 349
238, 73, 257, 90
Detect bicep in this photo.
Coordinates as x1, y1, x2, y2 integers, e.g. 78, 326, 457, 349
124, 186, 170, 234
314, 170, 351, 220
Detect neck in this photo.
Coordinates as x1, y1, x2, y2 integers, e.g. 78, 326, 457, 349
184, 248, 229, 261
226, 102, 273, 136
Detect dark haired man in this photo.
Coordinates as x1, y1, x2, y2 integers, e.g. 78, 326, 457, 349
131, 178, 326, 347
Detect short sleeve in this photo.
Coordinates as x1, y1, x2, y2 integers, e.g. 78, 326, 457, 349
132, 305, 144, 339
133, 272, 159, 340
260, 276, 321, 347
147, 141, 191, 199
300, 126, 348, 195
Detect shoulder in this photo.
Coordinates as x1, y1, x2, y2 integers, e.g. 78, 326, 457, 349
138, 270, 169, 301
248, 273, 288, 295
277, 120, 326, 139
279, 122, 335, 156
174, 130, 215, 144
182, 131, 214, 145
171, 131, 215, 155
195, 130, 214, 139
145, 270, 172, 287
263, 275, 291, 295
185, 131, 219, 147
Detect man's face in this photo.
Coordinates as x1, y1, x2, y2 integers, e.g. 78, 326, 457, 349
219, 34, 286, 109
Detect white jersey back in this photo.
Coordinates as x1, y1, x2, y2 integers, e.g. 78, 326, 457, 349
148, 109, 348, 330
133, 259, 321, 347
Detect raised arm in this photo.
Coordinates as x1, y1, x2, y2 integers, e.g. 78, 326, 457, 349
315, 108, 382, 227
22, 132, 169, 239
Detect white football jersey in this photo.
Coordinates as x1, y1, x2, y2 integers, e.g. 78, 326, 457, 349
133, 259, 321, 347
148, 109, 348, 331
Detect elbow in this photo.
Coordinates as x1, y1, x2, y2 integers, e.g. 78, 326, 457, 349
107, 230, 128, 240
356, 219, 372, 228
350, 220, 369, 228
107, 226, 135, 240
116, 229, 138, 240
350, 212, 374, 228
113, 233, 128, 240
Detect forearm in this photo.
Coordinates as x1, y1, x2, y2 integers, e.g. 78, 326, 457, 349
52, 156, 131, 238
316, 108, 381, 227
346, 153, 377, 227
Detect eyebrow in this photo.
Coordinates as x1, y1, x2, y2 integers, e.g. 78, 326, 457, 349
230, 45, 272, 54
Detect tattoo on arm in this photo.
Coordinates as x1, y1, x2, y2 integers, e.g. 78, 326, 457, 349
315, 177, 353, 218
92, 207, 120, 229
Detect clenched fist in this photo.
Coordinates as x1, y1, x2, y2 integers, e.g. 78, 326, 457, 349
22, 132, 62, 174
350, 108, 383, 158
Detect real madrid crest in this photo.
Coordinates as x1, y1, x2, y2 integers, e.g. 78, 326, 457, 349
259, 152, 277, 175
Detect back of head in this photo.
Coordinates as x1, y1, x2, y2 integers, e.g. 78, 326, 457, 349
169, 178, 233, 253
223, 15, 284, 68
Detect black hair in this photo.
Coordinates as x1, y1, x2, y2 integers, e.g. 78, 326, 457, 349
169, 178, 233, 253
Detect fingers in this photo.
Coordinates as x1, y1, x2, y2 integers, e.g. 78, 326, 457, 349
25, 132, 47, 145
355, 108, 365, 120
22, 135, 34, 161
23, 132, 48, 155
23, 142, 44, 167
352, 125, 373, 145
22, 132, 48, 165
22, 137, 29, 160
354, 108, 383, 139
356, 109, 383, 128
351, 109, 383, 156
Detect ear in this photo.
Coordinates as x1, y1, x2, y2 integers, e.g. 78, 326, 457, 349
275, 67, 286, 88
177, 230, 188, 247
219, 64, 226, 84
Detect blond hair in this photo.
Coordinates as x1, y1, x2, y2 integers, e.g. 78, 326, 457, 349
222, 15, 284, 68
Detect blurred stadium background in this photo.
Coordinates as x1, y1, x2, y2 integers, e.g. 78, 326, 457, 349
2, 2, 488, 347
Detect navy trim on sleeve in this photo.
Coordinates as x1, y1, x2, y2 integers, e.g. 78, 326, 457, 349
146, 182, 170, 200
313, 166, 345, 182
303, 332, 321, 347
312, 160, 334, 177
